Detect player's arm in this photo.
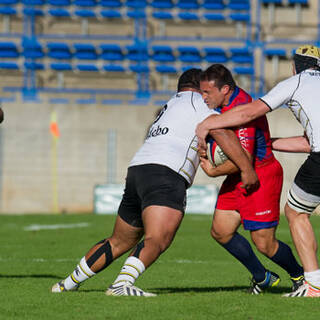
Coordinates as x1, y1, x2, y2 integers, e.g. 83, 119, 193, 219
196, 100, 269, 151
208, 128, 258, 191
271, 135, 311, 153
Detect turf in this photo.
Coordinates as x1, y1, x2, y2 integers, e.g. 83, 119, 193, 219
1, 213, 320, 320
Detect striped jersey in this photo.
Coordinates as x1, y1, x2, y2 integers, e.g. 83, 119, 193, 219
260, 69, 320, 152
130, 91, 217, 186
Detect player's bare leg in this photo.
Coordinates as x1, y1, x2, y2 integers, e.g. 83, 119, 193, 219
52, 215, 143, 292
106, 205, 183, 296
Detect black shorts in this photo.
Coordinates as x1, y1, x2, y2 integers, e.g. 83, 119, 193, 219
118, 164, 188, 228
294, 152, 320, 197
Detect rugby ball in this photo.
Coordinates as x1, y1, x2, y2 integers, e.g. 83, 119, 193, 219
206, 138, 229, 167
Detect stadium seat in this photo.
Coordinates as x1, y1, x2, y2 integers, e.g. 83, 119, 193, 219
155, 64, 177, 73
261, 0, 282, 3
0, 6, 16, 15
178, 12, 199, 20
48, 8, 71, 17
127, 10, 146, 18
230, 47, 253, 64
151, 45, 175, 62
233, 66, 254, 75
74, 9, 96, 18
100, 9, 121, 18
76, 64, 99, 71
23, 8, 44, 16
0, 41, 19, 58
100, 0, 122, 8
22, 38, 44, 59
48, 0, 72, 5
228, 0, 250, 10
202, 0, 225, 10
177, 46, 201, 63
103, 64, 126, 72
24, 62, 45, 70
152, 11, 174, 20
150, 0, 174, 9
47, 42, 72, 60
129, 64, 149, 73
73, 43, 98, 60
203, 12, 225, 21
203, 47, 227, 63
126, 44, 149, 61
50, 62, 73, 71
288, 0, 308, 5
229, 13, 250, 22
74, 0, 98, 6
125, 0, 148, 9
0, 61, 19, 69
176, 0, 199, 10
100, 44, 124, 61
22, 0, 45, 4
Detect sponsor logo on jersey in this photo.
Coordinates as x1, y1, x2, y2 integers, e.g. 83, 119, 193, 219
255, 209, 271, 216
146, 125, 169, 139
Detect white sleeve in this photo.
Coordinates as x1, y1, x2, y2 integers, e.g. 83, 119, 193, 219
260, 75, 300, 110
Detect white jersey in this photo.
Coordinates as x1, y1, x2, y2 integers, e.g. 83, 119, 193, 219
130, 91, 217, 186
260, 69, 320, 152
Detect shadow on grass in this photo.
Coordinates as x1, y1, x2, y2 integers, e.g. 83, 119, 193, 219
0, 274, 61, 279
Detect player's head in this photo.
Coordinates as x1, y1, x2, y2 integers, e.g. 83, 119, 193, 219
177, 68, 202, 92
293, 45, 320, 74
200, 64, 236, 109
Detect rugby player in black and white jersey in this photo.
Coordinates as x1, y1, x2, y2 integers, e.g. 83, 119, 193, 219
51, 68, 258, 296
196, 45, 320, 297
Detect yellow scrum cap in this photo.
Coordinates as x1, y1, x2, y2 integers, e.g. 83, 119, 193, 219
295, 45, 320, 59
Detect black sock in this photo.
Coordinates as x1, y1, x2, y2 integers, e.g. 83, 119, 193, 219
222, 232, 266, 282
270, 240, 304, 278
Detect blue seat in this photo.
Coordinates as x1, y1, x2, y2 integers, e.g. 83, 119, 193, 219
22, 0, 46, 4
47, 42, 72, 60
100, 44, 124, 61
202, 0, 225, 10
130, 64, 149, 73
73, 43, 98, 60
100, 0, 122, 8
151, 45, 175, 62
74, 9, 96, 17
203, 12, 225, 21
126, 44, 149, 61
100, 9, 121, 18
228, 0, 250, 10
178, 12, 199, 20
177, 46, 201, 63
24, 62, 45, 70
48, 8, 71, 16
103, 64, 126, 72
74, 0, 98, 6
127, 10, 146, 18
0, 7, 17, 15
125, 0, 147, 9
23, 8, 44, 16
22, 38, 44, 59
0, 0, 18, 4
230, 47, 253, 64
150, 0, 174, 9
50, 62, 73, 71
155, 64, 177, 73
261, 0, 282, 3
152, 11, 173, 19
264, 48, 286, 58
288, 0, 308, 4
203, 47, 227, 63
176, 0, 199, 9
76, 64, 99, 71
48, 0, 71, 5
0, 61, 19, 69
0, 41, 19, 58
233, 66, 254, 75
229, 13, 250, 22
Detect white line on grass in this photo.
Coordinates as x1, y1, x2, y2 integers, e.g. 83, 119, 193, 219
24, 222, 90, 231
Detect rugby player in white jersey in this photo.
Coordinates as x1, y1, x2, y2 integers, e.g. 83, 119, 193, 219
51, 68, 258, 296
196, 45, 320, 297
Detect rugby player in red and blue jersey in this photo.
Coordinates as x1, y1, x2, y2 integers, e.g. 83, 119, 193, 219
199, 64, 304, 294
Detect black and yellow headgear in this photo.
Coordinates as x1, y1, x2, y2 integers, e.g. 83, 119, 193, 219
293, 45, 320, 74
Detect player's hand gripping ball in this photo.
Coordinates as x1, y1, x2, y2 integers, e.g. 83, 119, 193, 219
206, 137, 228, 167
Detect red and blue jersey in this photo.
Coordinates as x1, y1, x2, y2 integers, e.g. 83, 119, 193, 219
220, 87, 275, 167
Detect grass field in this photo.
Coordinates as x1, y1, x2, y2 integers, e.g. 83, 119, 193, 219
1, 213, 320, 320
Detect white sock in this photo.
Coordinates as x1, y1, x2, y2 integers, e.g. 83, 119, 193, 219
113, 256, 145, 286
304, 270, 320, 288
64, 257, 96, 290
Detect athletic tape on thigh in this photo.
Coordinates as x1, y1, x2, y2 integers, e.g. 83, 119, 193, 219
133, 241, 145, 258
86, 240, 113, 270
287, 189, 317, 213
